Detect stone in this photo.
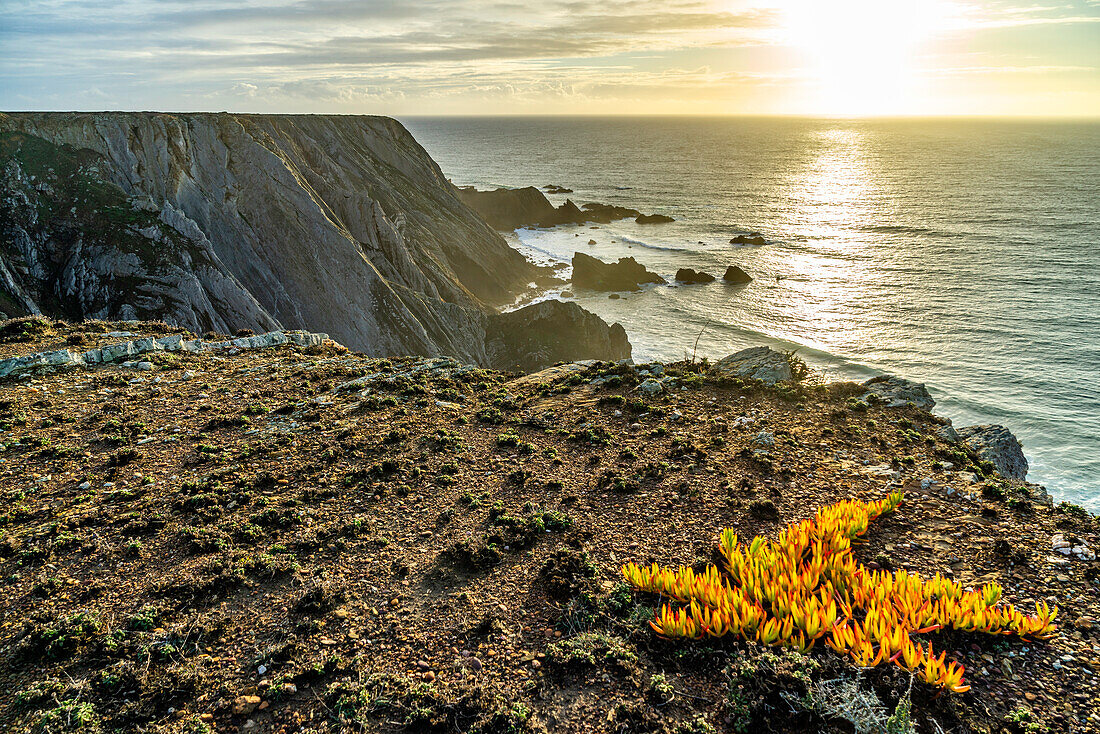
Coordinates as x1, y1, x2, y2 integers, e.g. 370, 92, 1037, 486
722, 265, 753, 283
861, 375, 935, 410
674, 268, 715, 284
957, 425, 1028, 480
714, 346, 794, 386
637, 378, 664, 396
635, 213, 674, 224
571, 252, 666, 291
484, 300, 631, 372
730, 234, 766, 245
232, 695, 262, 715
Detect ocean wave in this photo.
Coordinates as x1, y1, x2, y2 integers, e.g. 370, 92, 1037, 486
617, 235, 690, 253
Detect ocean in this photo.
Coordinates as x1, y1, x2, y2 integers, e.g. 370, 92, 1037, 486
401, 116, 1100, 511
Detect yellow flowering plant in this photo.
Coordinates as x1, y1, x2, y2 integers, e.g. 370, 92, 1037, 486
622, 492, 1057, 694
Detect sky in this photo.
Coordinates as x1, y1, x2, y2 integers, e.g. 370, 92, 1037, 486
1, 0, 1098, 117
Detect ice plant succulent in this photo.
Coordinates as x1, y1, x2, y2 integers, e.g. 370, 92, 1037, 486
622, 492, 1057, 694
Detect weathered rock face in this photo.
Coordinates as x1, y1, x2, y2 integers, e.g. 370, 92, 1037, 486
0, 132, 278, 334
862, 375, 936, 410
714, 346, 793, 385
723, 265, 753, 283
485, 299, 630, 373
675, 268, 715, 284
0, 113, 629, 370
957, 425, 1029, 480
571, 252, 666, 291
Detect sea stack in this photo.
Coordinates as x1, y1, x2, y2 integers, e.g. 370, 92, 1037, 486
571, 252, 667, 291
723, 265, 753, 283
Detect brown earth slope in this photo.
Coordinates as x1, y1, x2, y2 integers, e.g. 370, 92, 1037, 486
0, 318, 1097, 734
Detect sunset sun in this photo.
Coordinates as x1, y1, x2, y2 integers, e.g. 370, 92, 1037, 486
778, 0, 957, 115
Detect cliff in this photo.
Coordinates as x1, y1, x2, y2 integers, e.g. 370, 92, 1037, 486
0, 113, 626, 368
0, 319, 1095, 734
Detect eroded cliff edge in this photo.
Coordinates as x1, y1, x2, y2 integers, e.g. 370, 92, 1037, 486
0, 112, 628, 369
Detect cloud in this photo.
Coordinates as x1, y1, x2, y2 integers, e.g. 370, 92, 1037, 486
0, 0, 1097, 114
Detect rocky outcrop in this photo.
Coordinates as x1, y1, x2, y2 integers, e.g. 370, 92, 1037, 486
456, 186, 668, 231
957, 425, 1029, 480
714, 346, 794, 385
731, 234, 766, 246
675, 268, 715, 284
0, 329, 335, 378
0, 131, 279, 334
723, 265, 753, 283
485, 300, 630, 372
571, 252, 666, 291
0, 113, 629, 371
636, 213, 674, 224
862, 375, 936, 410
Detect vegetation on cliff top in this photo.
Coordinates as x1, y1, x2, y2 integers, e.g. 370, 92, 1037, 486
0, 318, 1097, 733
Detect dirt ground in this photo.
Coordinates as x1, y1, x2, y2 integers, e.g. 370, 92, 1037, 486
1, 318, 1097, 733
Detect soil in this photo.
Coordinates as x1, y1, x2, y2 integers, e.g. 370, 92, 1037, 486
1, 318, 1097, 733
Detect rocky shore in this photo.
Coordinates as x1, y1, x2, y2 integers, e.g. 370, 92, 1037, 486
1, 317, 1097, 734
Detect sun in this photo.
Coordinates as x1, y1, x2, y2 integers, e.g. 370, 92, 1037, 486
777, 0, 956, 116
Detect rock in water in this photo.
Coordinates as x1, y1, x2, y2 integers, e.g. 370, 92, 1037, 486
485, 300, 630, 373
457, 187, 641, 229
675, 268, 716, 284
723, 265, 753, 283
730, 234, 766, 245
861, 375, 935, 410
714, 346, 794, 385
957, 425, 1029, 480
571, 252, 666, 291
635, 213, 674, 224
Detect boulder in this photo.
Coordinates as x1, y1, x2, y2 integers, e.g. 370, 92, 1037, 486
957, 425, 1029, 480
861, 375, 935, 410
636, 213, 674, 224
571, 252, 666, 291
714, 346, 794, 385
730, 234, 766, 245
485, 299, 631, 373
543, 184, 573, 194
637, 378, 664, 396
675, 268, 715, 284
722, 266, 753, 283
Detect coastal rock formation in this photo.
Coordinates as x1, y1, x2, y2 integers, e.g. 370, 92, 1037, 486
0, 131, 278, 335
723, 265, 753, 283
636, 213, 674, 224
456, 185, 669, 231
957, 425, 1029, 480
484, 299, 630, 372
674, 268, 715, 284
862, 375, 936, 410
0, 113, 629, 371
714, 346, 793, 385
0, 328, 335, 378
731, 234, 767, 245
571, 252, 666, 291
543, 184, 573, 194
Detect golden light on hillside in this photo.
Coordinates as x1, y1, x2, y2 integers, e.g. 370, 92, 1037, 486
778, 0, 958, 115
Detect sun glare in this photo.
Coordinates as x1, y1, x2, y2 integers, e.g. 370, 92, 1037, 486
778, 0, 955, 116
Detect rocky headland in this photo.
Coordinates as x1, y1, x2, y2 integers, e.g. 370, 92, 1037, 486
455, 186, 674, 231
0, 317, 1097, 734
0, 113, 629, 371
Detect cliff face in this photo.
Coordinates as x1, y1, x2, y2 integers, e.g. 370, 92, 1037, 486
0, 112, 620, 367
